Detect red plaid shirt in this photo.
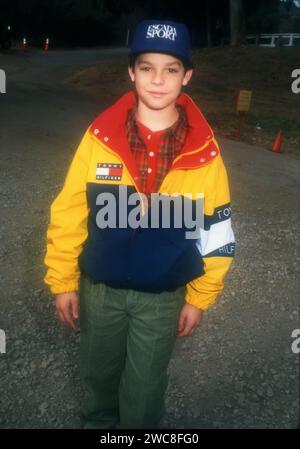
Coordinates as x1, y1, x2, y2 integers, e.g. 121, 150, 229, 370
125, 101, 189, 196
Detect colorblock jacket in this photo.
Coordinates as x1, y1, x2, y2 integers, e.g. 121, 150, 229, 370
44, 91, 235, 310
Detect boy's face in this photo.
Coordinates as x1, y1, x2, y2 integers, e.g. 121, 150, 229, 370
128, 52, 193, 111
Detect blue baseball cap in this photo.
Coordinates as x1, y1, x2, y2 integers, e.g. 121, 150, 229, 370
129, 20, 192, 64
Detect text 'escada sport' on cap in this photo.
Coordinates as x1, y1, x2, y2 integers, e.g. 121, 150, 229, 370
129, 20, 191, 64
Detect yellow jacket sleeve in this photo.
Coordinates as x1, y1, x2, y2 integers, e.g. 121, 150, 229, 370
185, 149, 235, 310
44, 128, 92, 295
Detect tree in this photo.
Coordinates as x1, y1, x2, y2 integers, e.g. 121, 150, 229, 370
206, 0, 212, 46
230, 0, 246, 45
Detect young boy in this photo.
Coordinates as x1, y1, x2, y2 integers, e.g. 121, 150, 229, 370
44, 20, 235, 429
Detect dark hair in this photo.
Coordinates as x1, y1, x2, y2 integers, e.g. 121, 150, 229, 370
128, 53, 193, 73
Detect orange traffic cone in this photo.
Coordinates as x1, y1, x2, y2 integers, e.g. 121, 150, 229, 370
44, 38, 49, 51
271, 130, 283, 153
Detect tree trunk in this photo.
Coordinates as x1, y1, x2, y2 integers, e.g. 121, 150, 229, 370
230, 0, 245, 46
206, 0, 212, 47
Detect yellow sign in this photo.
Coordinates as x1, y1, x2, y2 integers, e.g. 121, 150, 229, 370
236, 90, 252, 112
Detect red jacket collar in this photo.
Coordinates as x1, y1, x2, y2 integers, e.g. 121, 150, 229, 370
89, 90, 218, 182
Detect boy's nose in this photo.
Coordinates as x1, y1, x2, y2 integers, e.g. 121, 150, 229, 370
152, 71, 164, 85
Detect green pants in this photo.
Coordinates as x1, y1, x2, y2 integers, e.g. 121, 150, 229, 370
79, 273, 185, 429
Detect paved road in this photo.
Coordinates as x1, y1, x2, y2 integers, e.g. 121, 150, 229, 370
0, 49, 299, 429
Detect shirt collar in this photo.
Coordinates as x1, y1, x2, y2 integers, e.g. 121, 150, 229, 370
125, 99, 189, 144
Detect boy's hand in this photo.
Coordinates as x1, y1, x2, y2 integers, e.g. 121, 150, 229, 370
177, 303, 203, 338
55, 291, 79, 331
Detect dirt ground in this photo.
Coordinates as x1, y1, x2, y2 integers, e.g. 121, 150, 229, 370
0, 47, 299, 429
67, 45, 300, 157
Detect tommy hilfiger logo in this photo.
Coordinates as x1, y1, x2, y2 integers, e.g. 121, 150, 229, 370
146, 24, 177, 41
96, 163, 123, 181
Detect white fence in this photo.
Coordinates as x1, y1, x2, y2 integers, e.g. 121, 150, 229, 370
246, 33, 300, 47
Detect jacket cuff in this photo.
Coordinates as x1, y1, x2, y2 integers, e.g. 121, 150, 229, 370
48, 281, 79, 296
185, 290, 219, 311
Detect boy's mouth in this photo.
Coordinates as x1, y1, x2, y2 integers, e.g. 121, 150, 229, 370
147, 91, 168, 97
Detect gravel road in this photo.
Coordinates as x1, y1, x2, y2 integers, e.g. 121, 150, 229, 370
0, 48, 299, 429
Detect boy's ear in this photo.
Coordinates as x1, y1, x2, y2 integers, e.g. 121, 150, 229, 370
182, 69, 193, 87
128, 66, 135, 82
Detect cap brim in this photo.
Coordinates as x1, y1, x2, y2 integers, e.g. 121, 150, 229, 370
128, 50, 191, 66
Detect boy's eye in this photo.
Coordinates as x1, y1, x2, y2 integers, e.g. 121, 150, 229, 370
139, 67, 178, 73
